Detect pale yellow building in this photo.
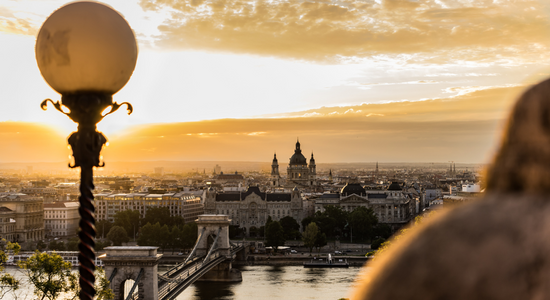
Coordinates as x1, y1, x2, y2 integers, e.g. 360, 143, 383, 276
0, 193, 44, 243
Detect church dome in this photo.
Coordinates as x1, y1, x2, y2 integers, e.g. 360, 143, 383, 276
341, 183, 366, 196
289, 140, 307, 165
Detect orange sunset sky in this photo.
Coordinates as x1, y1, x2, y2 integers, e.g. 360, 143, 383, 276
1, 0, 550, 164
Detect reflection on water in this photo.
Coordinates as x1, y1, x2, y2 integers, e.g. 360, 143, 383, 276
8, 265, 366, 300
193, 282, 237, 299
177, 265, 365, 300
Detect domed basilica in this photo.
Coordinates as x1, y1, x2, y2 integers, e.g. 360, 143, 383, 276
270, 139, 317, 187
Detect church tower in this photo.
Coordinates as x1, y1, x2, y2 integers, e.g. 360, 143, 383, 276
329, 169, 333, 183
271, 153, 280, 186
309, 152, 317, 186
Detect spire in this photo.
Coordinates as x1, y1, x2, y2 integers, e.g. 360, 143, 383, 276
296, 138, 301, 150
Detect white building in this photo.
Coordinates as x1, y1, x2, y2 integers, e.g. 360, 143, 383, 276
462, 184, 481, 193
314, 182, 415, 229
44, 202, 79, 237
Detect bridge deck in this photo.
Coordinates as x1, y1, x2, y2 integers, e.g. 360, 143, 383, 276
157, 245, 244, 300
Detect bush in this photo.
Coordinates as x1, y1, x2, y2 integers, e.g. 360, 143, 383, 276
371, 238, 386, 250
365, 251, 376, 257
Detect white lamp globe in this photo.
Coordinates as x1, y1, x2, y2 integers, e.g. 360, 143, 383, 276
35, 1, 137, 95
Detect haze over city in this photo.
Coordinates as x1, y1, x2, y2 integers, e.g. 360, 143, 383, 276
1, 0, 550, 164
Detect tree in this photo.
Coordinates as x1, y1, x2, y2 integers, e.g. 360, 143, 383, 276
159, 224, 171, 251
374, 223, 393, 240
95, 240, 111, 251
0, 240, 20, 299
18, 251, 74, 300
143, 207, 171, 227
170, 226, 182, 253
114, 210, 141, 240
66, 238, 79, 251
181, 223, 198, 249
96, 220, 113, 239
301, 216, 315, 230
107, 226, 129, 246
265, 221, 285, 252
323, 205, 348, 238
314, 232, 327, 254
279, 216, 301, 240
36, 240, 47, 251
348, 207, 378, 242
48, 240, 65, 251
302, 222, 318, 255
312, 212, 336, 238
19, 251, 113, 300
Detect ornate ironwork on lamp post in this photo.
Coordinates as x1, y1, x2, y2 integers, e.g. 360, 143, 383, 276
35, 2, 137, 299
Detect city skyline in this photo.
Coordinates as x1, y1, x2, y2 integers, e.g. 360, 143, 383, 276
1, 0, 549, 163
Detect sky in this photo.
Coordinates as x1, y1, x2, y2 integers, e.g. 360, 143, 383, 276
1, 0, 550, 163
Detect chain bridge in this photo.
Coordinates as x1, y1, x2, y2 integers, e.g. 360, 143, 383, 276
100, 215, 248, 300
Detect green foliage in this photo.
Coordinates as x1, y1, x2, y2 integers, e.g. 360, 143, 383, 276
302, 222, 319, 254
348, 207, 378, 242
279, 216, 301, 240
374, 223, 393, 240
159, 225, 171, 251
36, 240, 47, 251
181, 223, 198, 249
138, 222, 156, 246
94, 268, 115, 300
66, 238, 79, 251
48, 240, 65, 251
95, 240, 112, 251
265, 221, 285, 252
18, 251, 74, 300
371, 238, 385, 250
0, 240, 20, 299
314, 232, 327, 253
322, 206, 348, 238
107, 226, 130, 246
96, 220, 113, 239
114, 209, 141, 239
143, 207, 184, 228
138, 222, 197, 250
19, 251, 113, 300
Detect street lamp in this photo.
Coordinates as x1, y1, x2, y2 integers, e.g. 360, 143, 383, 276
35, 2, 137, 300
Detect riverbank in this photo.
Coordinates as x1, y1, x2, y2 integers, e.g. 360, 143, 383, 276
235, 254, 370, 267
159, 253, 371, 267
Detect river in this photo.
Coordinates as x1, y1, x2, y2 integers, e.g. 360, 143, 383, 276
7, 265, 367, 300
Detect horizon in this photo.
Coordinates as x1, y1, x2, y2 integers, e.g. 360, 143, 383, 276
1, 0, 549, 164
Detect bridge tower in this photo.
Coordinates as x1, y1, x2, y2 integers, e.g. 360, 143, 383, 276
196, 215, 231, 257
196, 214, 242, 282
100, 246, 162, 300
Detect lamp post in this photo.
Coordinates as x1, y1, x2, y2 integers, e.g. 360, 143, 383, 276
35, 2, 137, 300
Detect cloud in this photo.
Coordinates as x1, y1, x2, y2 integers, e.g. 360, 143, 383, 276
0, 7, 37, 35
141, 0, 550, 62
267, 84, 526, 122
